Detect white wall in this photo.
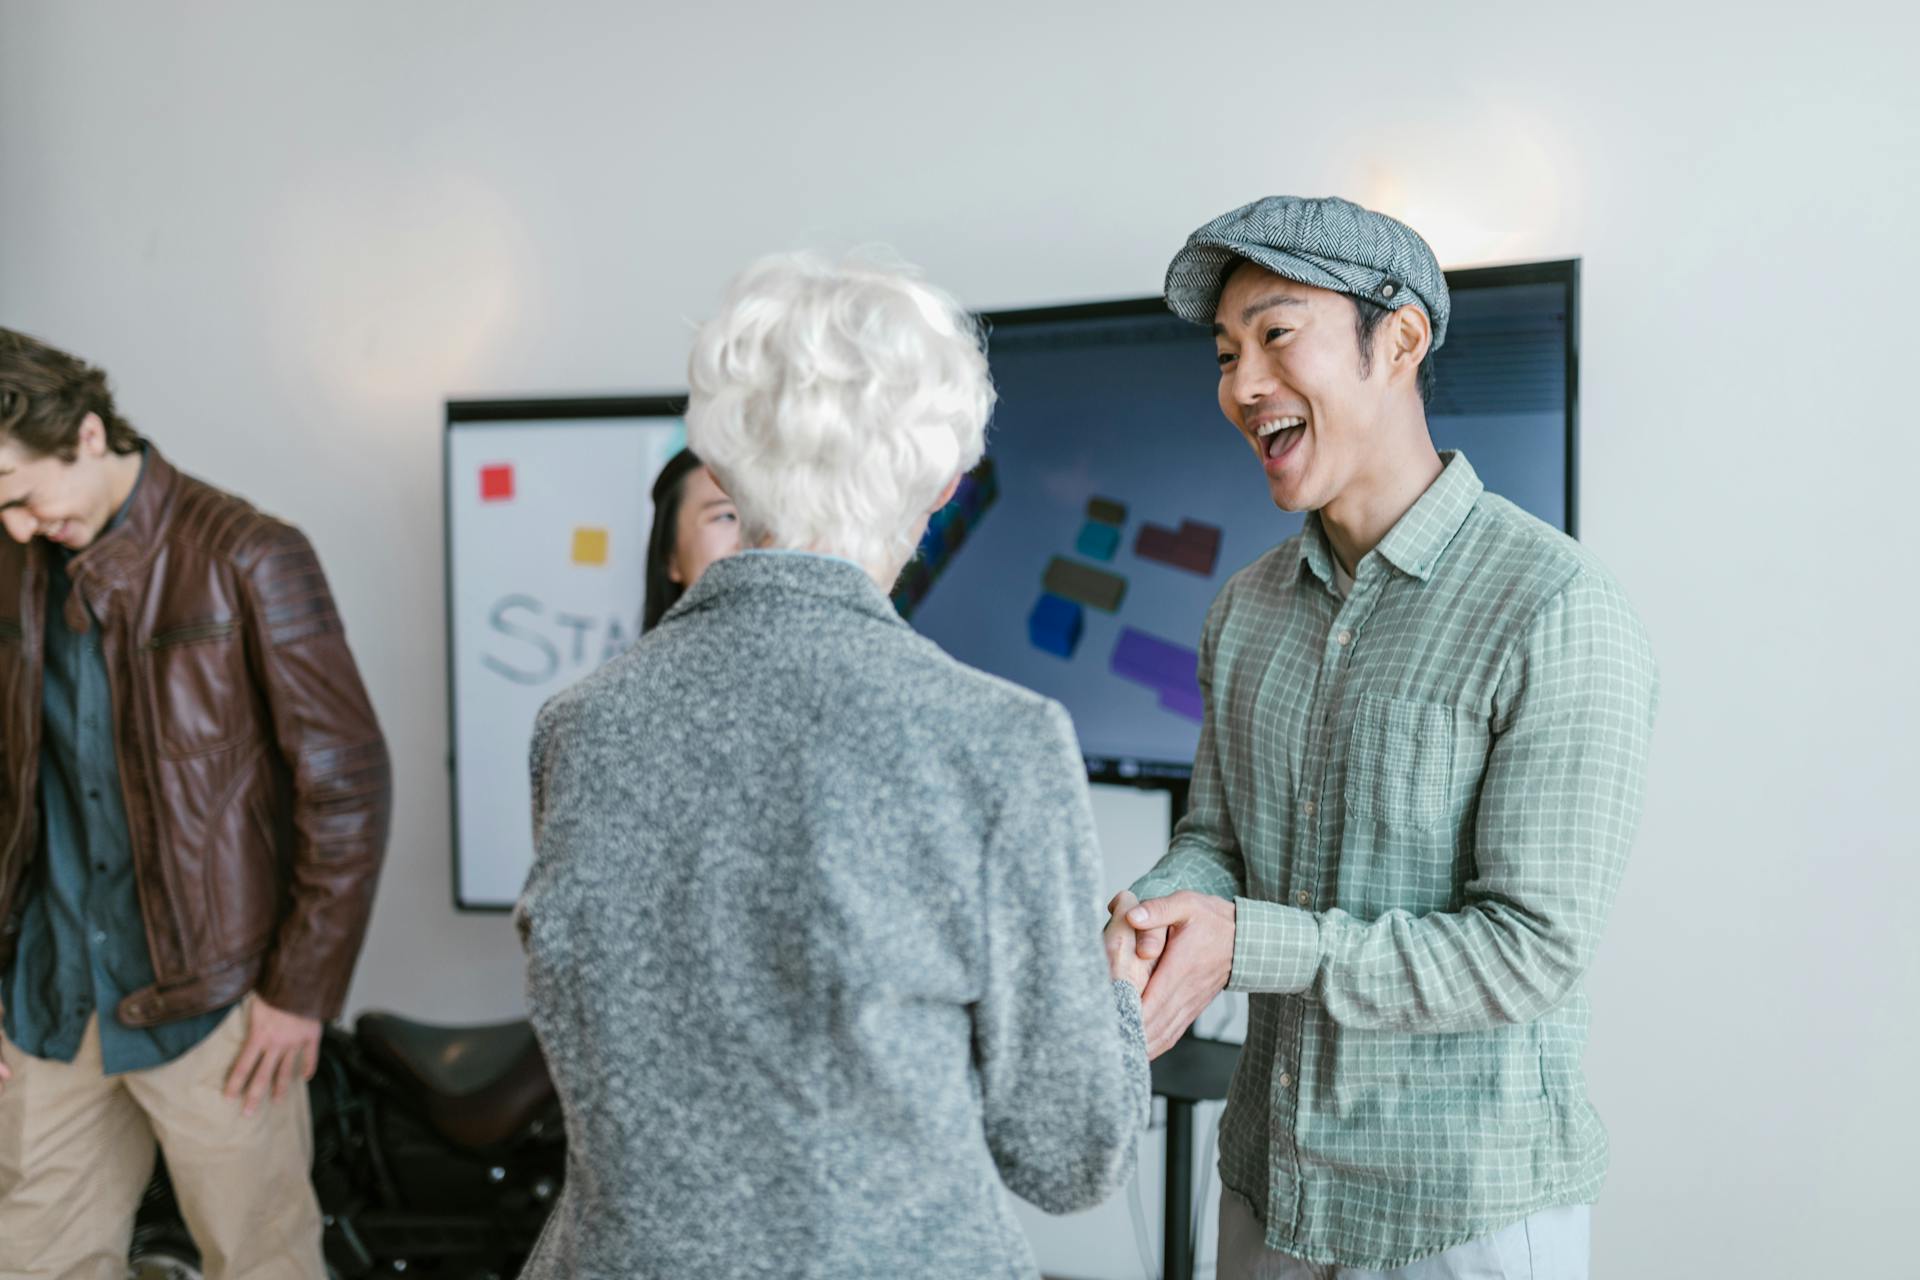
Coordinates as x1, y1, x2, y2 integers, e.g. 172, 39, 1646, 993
3, 2, 1916, 1275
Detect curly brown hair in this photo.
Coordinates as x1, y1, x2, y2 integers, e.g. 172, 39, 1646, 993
0, 327, 143, 460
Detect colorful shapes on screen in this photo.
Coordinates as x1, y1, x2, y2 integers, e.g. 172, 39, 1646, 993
1027, 593, 1085, 659
1135, 518, 1221, 577
1075, 520, 1120, 561
1110, 627, 1203, 722
893, 457, 999, 619
1042, 557, 1127, 613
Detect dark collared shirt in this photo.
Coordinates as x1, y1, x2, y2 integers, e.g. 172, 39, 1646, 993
2, 454, 231, 1073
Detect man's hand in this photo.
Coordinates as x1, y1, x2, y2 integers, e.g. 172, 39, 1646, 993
223, 995, 321, 1117
1102, 891, 1158, 992
1128, 892, 1236, 1059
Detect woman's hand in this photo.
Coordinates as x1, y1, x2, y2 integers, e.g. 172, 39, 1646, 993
1102, 891, 1159, 993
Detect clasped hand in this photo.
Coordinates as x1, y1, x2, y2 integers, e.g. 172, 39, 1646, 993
1102, 890, 1236, 1060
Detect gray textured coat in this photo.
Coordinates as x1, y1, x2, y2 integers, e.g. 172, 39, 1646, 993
517, 551, 1150, 1279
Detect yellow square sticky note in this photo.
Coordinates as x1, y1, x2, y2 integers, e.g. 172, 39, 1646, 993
571, 526, 609, 567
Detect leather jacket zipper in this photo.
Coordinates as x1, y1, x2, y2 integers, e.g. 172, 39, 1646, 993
147, 620, 238, 650
0, 601, 39, 928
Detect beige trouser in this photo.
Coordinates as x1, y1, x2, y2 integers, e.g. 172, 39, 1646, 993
0, 998, 324, 1280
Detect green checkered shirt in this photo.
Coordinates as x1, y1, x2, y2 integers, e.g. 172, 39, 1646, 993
1131, 452, 1658, 1270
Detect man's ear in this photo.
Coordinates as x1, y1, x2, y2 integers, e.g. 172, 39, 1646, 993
1388, 306, 1432, 380
77, 412, 109, 458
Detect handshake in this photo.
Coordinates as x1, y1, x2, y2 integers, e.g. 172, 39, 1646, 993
1100, 889, 1237, 1059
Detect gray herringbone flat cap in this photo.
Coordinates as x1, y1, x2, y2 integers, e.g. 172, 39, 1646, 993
1164, 195, 1450, 349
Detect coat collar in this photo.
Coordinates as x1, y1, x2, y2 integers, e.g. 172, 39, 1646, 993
661, 549, 906, 630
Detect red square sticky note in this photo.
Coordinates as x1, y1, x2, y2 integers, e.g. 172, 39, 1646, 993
479, 464, 515, 502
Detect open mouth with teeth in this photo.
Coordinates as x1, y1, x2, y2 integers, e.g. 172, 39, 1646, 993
1254, 416, 1307, 466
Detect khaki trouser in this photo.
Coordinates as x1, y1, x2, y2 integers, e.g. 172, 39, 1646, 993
0, 998, 324, 1280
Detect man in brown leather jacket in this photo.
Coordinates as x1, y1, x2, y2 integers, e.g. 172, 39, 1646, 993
0, 327, 391, 1278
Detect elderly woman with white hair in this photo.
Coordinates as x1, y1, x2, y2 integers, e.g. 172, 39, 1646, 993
515, 254, 1153, 1278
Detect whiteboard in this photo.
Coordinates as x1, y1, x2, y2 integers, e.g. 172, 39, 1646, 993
445, 403, 686, 909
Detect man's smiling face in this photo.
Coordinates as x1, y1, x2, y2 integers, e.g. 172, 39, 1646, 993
1212, 261, 1393, 514
0, 414, 125, 549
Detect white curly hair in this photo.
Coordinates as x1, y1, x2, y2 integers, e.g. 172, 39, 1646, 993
685, 251, 994, 573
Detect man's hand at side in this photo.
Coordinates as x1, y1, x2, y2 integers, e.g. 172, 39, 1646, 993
1128, 892, 1236, 1058
223, 995, 321, 1117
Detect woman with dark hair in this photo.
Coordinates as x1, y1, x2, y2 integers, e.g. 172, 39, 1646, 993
641, 446, 739, 631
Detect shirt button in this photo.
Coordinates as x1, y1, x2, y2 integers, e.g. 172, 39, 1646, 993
1302, 801, 1316, 817
1296, 891, 1310, 907
1337, 629, 1353, 647
90, 930, 108, 946
1279, 1072, 1293, 1088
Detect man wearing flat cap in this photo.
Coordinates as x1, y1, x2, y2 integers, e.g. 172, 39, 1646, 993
1104, 196, 1658, 1277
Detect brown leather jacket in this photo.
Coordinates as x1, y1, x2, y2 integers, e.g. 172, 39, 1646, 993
0, 448, 390, 1027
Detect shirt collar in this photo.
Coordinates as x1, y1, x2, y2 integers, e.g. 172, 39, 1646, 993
1298, 513, 1337, 588
1297, 450, 1483, 586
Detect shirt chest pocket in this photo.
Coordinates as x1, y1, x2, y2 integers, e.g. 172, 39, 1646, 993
1344, 692, 1455, 833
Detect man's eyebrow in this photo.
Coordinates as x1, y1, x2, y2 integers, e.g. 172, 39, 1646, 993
1213, 293, 1307, 335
